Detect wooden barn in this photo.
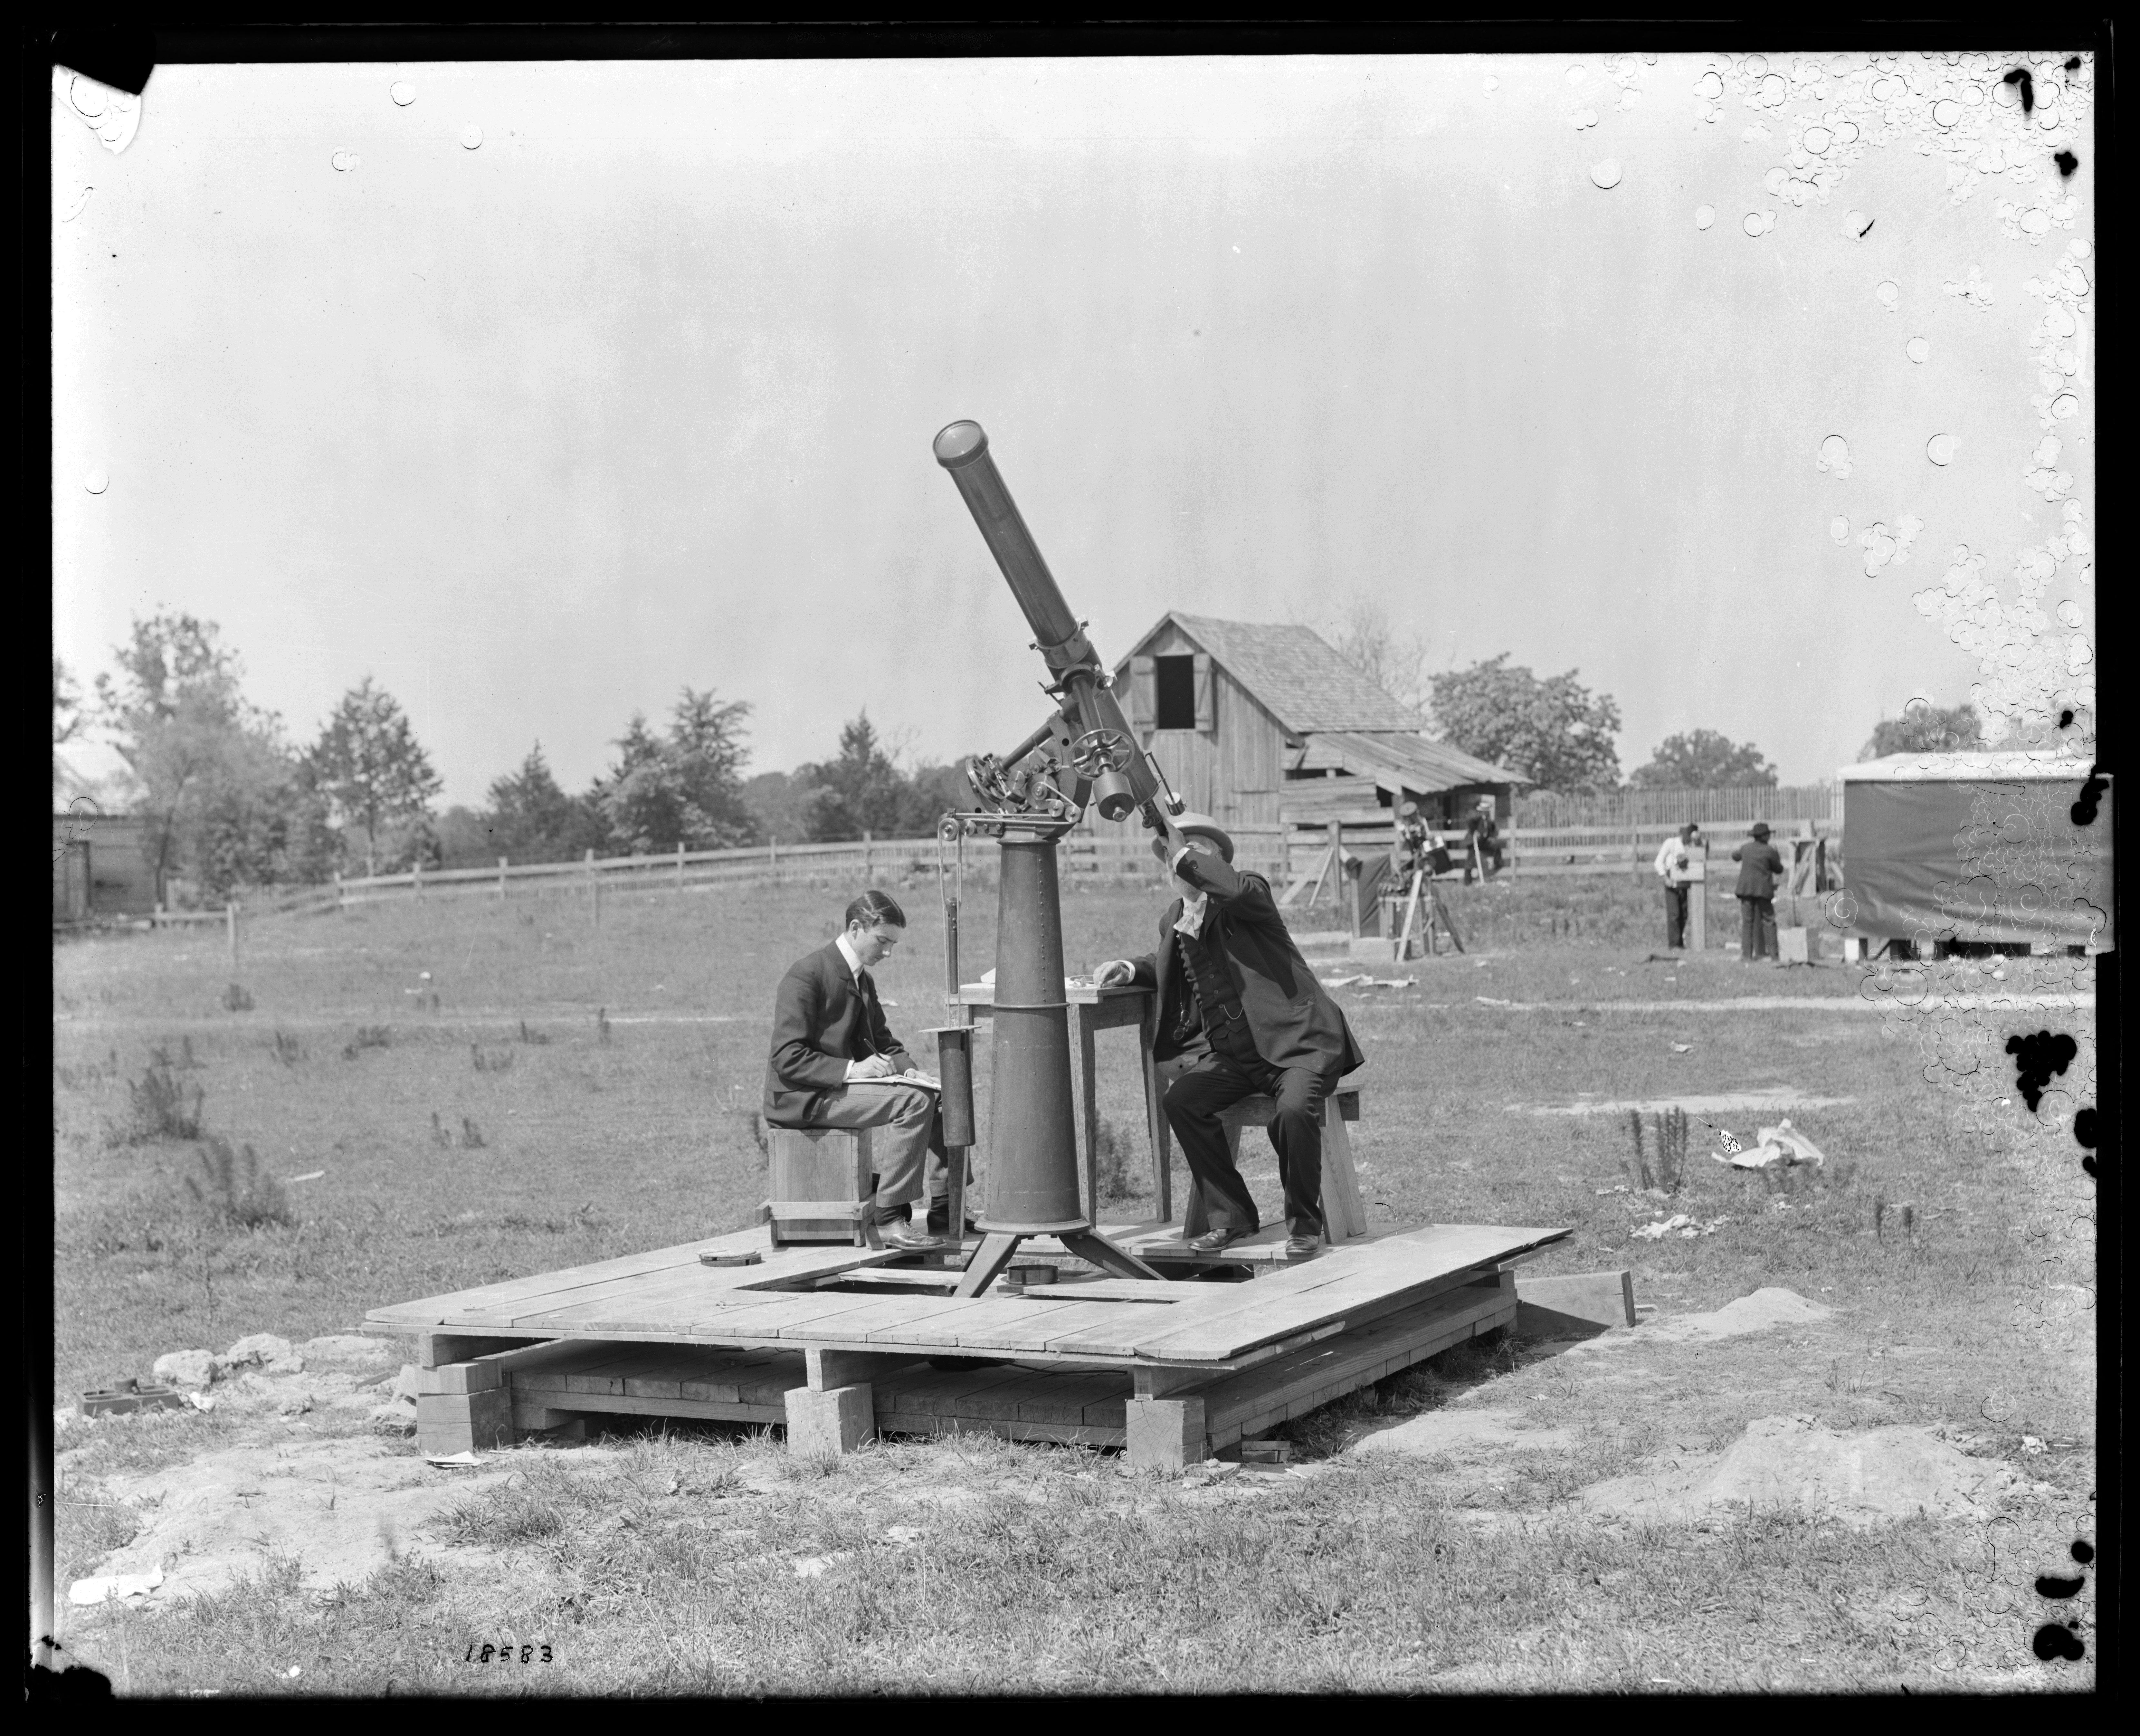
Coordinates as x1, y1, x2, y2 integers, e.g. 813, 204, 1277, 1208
1111, 613, 1519, 839
52, 811, 161, 922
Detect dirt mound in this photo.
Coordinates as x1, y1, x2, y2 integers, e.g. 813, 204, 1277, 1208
66, 1434, 560, 1604
1647, 1287, 1834, 1342
1581, 1415, 2033, 1529
1348, 1407, 1574, 1459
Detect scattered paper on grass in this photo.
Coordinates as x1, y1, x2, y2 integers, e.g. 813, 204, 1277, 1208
1714, 1116, 1828, 1171
424, 1451, 486, 1468
1670, 1043, 1692, 1053
792, 1552, 851, 1577
883, 1525, 925, 1546
69, 1567, 164, 1605
1631, 1213, 1729, 1241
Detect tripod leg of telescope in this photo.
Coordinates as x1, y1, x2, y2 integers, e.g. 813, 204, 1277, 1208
1057, 1229, 1167, 1283
953, 1232, 1023, 1299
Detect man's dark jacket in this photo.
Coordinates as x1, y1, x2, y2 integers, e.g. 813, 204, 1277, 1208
1127, 854, 1365, 1077
1730, 839, 1788, 899
762, 943, 914, 1125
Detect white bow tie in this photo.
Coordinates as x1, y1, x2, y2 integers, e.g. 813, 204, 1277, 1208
1173, 891, 1209, 937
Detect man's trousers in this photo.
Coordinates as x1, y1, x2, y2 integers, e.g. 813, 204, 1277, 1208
1162, 1051, 1343, 1239
1738, 895, 1778, 962
798, 1084, 965, 1218
1662, 883, 1689, 949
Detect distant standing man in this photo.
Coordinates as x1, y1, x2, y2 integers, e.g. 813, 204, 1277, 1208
1730, 823, 1787, 964
762, 890, 966, 1249
1464, 797, 1504, 883
1094, 816, 1365, 1258
1653, 822, 1705, 949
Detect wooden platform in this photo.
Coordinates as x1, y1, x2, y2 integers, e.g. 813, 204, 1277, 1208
366, 1217, 1568, 1468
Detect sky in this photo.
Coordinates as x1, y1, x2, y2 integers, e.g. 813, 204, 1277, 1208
52, 50, 2096, 805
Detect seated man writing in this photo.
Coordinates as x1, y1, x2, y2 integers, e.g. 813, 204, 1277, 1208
762, 890, 968, 1250
1095, 817, 1366, 1258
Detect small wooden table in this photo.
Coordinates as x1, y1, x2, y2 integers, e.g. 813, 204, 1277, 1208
955, 979, 1171, 1221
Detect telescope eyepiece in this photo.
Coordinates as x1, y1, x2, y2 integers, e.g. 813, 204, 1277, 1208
934, 420, 990, 469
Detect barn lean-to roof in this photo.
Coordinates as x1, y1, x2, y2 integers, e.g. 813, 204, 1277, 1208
1294, 730, 1517, 796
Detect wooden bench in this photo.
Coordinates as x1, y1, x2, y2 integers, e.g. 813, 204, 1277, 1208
1177, 1087, 1367, 1243
762, 1127, 882, 1250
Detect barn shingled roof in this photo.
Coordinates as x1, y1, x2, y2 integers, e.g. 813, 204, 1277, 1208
1121, 613, 1431, 735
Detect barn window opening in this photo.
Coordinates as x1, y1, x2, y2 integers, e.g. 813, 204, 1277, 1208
1154, 655, 1196, 730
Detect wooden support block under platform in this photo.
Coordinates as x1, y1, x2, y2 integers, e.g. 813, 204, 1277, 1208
1513, 1269, 1636, 1336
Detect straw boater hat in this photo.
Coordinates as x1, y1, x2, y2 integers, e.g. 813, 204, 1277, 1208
1151, 813, 1234, 863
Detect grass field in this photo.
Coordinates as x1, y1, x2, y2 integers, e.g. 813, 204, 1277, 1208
50, 874, 2098, 1693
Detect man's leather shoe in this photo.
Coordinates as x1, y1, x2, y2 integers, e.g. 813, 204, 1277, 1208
882, 1224, 949, 1252
1284, 1233, 1322, 1259
1184, 1226, 1251, 1254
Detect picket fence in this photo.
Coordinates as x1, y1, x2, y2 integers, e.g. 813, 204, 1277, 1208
1513, 783, 1840, 828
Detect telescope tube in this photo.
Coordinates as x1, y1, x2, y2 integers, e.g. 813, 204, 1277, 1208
934, 421, 1167, 830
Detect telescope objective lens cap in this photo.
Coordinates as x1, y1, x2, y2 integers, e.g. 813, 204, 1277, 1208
934, 421, 990, 469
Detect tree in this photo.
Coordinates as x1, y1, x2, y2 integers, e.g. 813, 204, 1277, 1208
486, 742, 602, 862
795, 712, 913, 842
1426, 655, 1623, 794
1630, 729, 1777, 789
93, 613, 308, 896
1860, 701, 1983, 760
54, 656, 87, 803
306, 678, 444, 876
1332, 594, 1429, 714
592, 689, 757, 853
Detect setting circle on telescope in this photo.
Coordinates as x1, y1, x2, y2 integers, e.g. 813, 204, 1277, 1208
934, 421, 989, 469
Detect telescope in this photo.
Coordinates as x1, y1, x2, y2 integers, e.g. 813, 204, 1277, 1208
931, 421, 1173, 1296
934, 421, 1185, 847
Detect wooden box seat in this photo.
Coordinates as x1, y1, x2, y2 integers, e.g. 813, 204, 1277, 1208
763, 1127, 881, 1249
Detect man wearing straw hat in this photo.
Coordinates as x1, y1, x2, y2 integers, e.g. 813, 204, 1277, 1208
1094, 816, 1365, 1258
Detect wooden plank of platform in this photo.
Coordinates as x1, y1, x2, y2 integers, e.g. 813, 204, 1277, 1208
1201, 1286, 1514, 1449
1039, 1302, 1206, 1357
1014, 1373, 1127, 1426
885, 1362, 1034, 1416
1018, 1279, 1199, 1303
383, 1236, 894, 1332
769, 1294, 981, 1343
368, 1223, 794, 1328
1122, 1227, 1564, 1364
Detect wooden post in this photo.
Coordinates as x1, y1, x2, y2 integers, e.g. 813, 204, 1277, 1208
499, 856, 508, 901
333, 873, 344, 911
1689, 845, 1708, 951
413, 861, 423, 901
863, 829, 873, 882
770, 835, 778, 882
585, 848, 597, 925
676, 841, 685, 888
225, 901, 237, 970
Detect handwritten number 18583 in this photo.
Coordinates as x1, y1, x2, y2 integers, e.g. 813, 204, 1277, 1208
466, 1643, 554, 1663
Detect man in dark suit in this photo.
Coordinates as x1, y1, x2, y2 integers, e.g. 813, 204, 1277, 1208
1730, 822, 1787, 964
762, 890, 964, 1250
1095, 816, 1365, 1258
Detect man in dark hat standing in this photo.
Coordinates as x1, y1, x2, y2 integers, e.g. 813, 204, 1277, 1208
1094, 816, 1365, 1258
1730, 823, 1787, 964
